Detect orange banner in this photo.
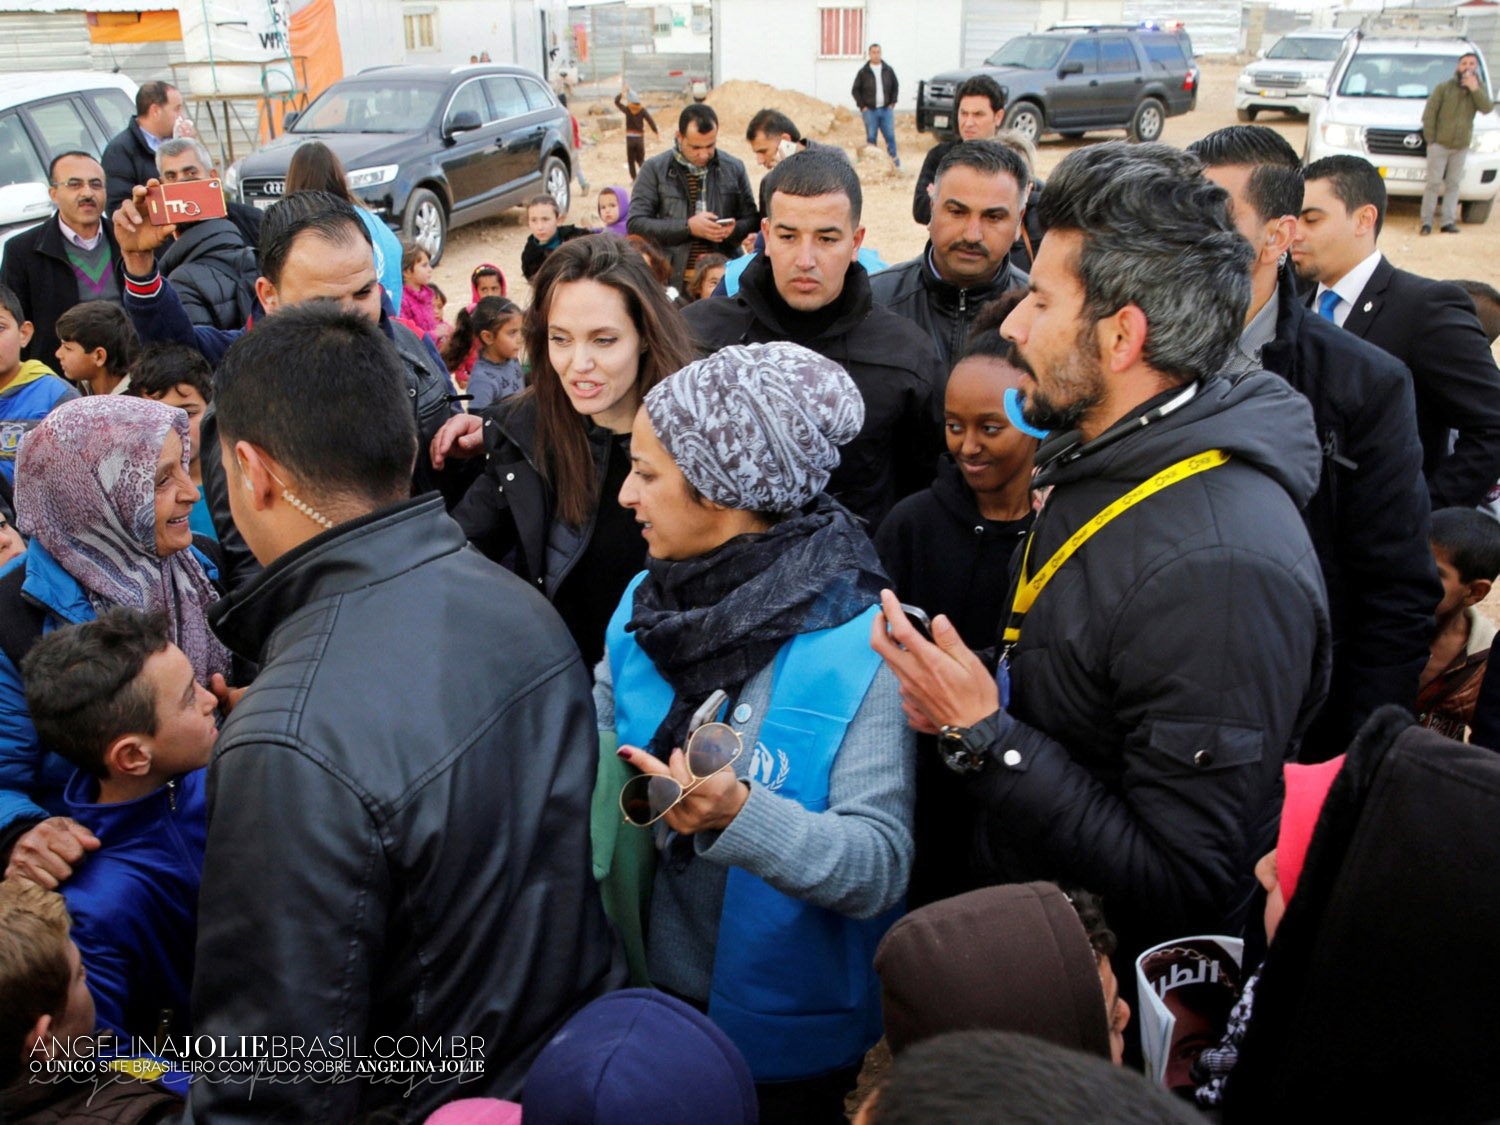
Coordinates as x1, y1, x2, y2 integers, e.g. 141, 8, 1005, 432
87, 9, 182, 44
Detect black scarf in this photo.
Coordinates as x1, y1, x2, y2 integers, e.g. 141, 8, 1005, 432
627, 494, 888, 759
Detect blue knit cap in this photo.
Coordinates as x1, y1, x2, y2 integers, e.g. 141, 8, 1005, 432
521, 989, 759, 1124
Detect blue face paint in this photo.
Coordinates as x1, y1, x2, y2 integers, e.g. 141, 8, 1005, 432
1004, 387, 1051, 440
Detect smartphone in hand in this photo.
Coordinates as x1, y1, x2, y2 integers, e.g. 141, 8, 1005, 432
144, 179, 228, 226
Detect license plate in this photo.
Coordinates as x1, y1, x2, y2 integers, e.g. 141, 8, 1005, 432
933, 115, 948, 127
252, 197, 276, 210
1377, 166, 1426, 182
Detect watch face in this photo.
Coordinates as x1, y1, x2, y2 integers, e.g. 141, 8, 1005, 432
939, 728, 985, 774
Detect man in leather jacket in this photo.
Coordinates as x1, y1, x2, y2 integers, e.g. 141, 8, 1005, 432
872, 141, 1031, 369
192, 303, 624, 1123
114, 189, 464, 592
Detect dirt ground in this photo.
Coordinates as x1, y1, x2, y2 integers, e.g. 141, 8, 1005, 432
431, 58, 1498, 306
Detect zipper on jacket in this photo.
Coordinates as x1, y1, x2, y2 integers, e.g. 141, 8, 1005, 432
953, 288, 968, 364
166, 779, 176, 811
1322, 430, 1358, 471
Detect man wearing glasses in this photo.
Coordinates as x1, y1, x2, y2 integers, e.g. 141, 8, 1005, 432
0, 152, 125, 362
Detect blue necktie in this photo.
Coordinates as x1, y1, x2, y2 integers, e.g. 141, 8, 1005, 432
1317, 289, 1341, 323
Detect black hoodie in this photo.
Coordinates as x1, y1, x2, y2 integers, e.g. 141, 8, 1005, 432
970, 371, 1332, 971
683, 254, 944, 527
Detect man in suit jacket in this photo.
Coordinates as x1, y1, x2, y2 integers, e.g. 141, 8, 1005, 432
1294, 154, 1500, 510
1193, 127, 1441, 757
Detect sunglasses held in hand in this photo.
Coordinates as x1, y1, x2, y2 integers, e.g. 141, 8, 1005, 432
620, 690, 743, 827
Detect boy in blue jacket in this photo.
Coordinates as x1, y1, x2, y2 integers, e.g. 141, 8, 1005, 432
21, 607, 217, 1042
0, 283, 75, 489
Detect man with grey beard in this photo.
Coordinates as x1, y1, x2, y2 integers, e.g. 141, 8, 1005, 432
874, 142, 1332, 980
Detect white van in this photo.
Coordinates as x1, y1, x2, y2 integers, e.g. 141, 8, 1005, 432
1305, 21, 1500, 223
0, 71, 139, 248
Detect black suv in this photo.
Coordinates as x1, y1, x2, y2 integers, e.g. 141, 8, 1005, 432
225, 64, 573, 264
917, 24, 1199, 144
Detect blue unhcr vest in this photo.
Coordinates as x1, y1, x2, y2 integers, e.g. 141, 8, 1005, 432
607, 573, 900, 1081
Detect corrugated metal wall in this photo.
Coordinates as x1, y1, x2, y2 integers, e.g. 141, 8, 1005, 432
0, 11, 92, 68
962, 0, 1043, 67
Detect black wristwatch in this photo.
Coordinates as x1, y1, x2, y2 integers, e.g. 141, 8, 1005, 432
937, 713, 1000, 774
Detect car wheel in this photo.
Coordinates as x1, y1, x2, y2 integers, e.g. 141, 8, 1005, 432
1237, 107, 1258, 123
1462, 197, 1493, 224
1002, 102, 1043, 142
543, 155, 570, 216
1128, 98, 1166, 143
403, 188, 447, 265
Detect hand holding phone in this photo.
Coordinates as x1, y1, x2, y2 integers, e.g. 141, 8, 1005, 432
143, 179, 228, 227
898, 603, 934, 644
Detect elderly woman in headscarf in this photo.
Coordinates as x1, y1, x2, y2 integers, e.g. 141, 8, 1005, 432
0, 396, 229, 886
594, 341, 916, 1125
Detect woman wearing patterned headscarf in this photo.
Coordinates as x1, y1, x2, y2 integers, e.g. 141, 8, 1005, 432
0, 396, 230, 884
594, 341, 916, 1124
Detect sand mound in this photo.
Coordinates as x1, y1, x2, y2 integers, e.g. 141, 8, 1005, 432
705, 80, 856, 140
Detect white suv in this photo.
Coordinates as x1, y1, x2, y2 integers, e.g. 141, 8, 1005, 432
0, 71, 139, 248
1305, 23, 1500, 223
1237, 29, 1351, 120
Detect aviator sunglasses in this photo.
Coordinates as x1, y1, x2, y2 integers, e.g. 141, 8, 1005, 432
620, 690, 743, 827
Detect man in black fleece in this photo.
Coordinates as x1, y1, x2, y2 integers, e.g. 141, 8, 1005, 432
683, 150, 943, 528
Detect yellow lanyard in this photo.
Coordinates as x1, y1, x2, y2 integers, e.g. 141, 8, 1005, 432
1002, 450, 1231, 645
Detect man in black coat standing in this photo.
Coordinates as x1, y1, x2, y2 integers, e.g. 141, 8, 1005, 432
874, 142, 1331, 975
683, 150, 943, 528
1294, 154, 1500, 510
193, 303, 624, 1123
872, 141, 1030, 369
1191, 126, 1441, 758
101, 81, 189, 214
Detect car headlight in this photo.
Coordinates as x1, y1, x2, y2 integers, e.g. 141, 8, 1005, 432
1320, 122, 1361, 150
1472, 130, 1500, 154
223, 161, 241, 199
346, 164, 399, 190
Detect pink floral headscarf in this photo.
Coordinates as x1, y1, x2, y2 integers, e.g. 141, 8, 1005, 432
14, 397, 231, 683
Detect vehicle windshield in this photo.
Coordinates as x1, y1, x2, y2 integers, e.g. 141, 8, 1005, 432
988, 37, 1067, 69
291, 82, 443, 133
1338, 52, 1483, 98
1266, 36, 1344, 62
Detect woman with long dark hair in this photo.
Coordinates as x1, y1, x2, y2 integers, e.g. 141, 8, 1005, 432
432, 234, 695, 665
284, 140, 405, 309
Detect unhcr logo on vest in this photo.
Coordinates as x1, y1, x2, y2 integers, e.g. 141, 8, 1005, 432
748, 741, 790, 792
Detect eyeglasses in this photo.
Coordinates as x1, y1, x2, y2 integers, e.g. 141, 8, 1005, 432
51, 179, 104, 192
619, 690, 742, 827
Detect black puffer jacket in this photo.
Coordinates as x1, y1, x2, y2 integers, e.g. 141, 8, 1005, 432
869, 243, 1029, 368
1224, 708, 1500, 1122
970, 372, 1331, 965
683, 254, 944, 527
159, 218, 258, 332
1259, 266, 1440, 756
194, 497, 625, 1123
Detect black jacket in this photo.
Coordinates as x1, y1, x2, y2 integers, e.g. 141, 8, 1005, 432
852, 61, 899, 110
451, 394, 644, 666
1259, 268, 1441, 755
683, 254, 944, 527
521, 225, 591, 282
101, 121, 161, 214
868, 242, 1029, 369
971, 372, 1331, 965
1224, 708, 1500, 1122
912, 150, 1046, 270
0, 214, 124, 362
626, 148, 758, 286
193, 497, 625, 1123
1338, 255, 1500, 508
159, 217, 258, 331
874, 455, 1032, 649
226, 200, 262, 249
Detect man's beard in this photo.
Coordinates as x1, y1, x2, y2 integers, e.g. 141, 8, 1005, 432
1012, 322, 1105, 433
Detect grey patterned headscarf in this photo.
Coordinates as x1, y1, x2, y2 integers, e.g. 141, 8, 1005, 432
644, 342, 863, 513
